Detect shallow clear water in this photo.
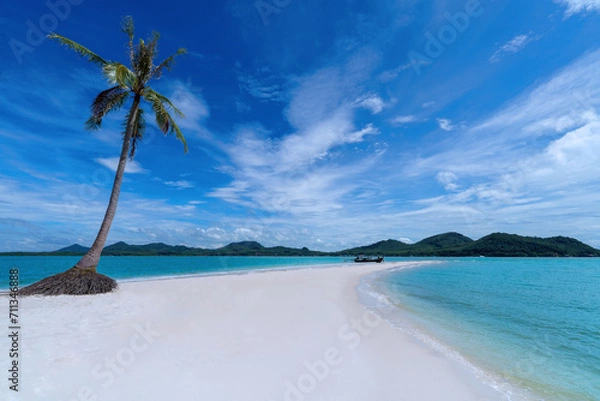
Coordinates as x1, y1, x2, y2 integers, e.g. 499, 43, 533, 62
0, 255, 351, 289
371, 258, 600, 401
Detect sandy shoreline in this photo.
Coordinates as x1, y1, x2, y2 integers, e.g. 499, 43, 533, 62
2, 262, 509, 400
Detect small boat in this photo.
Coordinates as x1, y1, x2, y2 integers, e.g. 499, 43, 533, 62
354, 254, 384, 263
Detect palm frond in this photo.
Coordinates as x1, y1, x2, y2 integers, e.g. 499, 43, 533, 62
145, 90, 169, 131
85, 86, 130, 131
121, 16, 135, 65
151, 48, 187, 80
103, 62, 137, 88
167, 116, 187, 153
48, 33, 107, 66
144, 89, 188, 152
143, 87, 185, 117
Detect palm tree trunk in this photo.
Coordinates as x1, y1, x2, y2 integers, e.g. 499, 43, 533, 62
75, 93, 141, 271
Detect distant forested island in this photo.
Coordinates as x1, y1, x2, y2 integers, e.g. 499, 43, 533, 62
2, 233, 599, 257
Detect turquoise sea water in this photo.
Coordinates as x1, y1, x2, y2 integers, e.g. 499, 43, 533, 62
0, 255, 350, 289
367, 258, 600, 401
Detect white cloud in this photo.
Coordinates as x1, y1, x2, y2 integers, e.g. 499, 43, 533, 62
556, 0, 600, 16
391, 115, 419, 125
378, 62, 414, 81
0, 174, 206, 251
436, 172, 460, 192
378, 57, 432, 81
236, 66, 285, 101
211, 110, 382, 215
418, 120, 600, 237
165, 180, 194, 189
167, 81, 210, 131
415, 50, 600, 176
95, 157, 147, 174
285, 48, 378, 131
437, 118, 455, 131
347, 124, 379, 142
537, 122, 600, 183
284, 68, 346, 130
271, 109, 359, 170
422, 101, 436, 108
490, 33, 536, 63
210, 52, 384, 217
357, 95, 385, 114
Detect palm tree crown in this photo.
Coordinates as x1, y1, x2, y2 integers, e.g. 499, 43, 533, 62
51, 16, 188, 156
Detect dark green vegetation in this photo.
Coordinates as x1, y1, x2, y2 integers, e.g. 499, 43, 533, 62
340, 232, 474, 256
6, 233, 599, 258
51, 241, 321, 257
456, 233, 600, 257
339, 233, 600, 257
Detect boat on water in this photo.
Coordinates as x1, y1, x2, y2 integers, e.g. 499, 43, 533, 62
354, 254, 384, 263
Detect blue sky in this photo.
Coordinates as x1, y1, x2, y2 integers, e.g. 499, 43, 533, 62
1, 0, 600, 251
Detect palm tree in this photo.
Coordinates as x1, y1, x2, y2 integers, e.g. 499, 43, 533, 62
20, 17, 188, 296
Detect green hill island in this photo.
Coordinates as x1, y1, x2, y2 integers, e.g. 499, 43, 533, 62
3, 232, 599, 257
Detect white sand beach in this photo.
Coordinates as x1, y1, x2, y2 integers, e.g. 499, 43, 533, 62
2, 262, 508, 401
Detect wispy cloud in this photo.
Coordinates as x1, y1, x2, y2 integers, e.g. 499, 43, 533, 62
391, 115, 419, 125
210, 111, 381, 215
489, 33, 536, 63
556, 0, 600, 16
165, 180, 194, 189
0, 66, 104, 133
415, 50, 600, 176
436, 172, 460, 192
378, 62, 414, 81
95, 157, 148, 174
0, 175, 199, 251
167, 81, 210, 131
210, 50, 384, 217
378, 57, 433, 82
356, 95, 385, 114
437, 118, 455, 131
236, 65, 286, 101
